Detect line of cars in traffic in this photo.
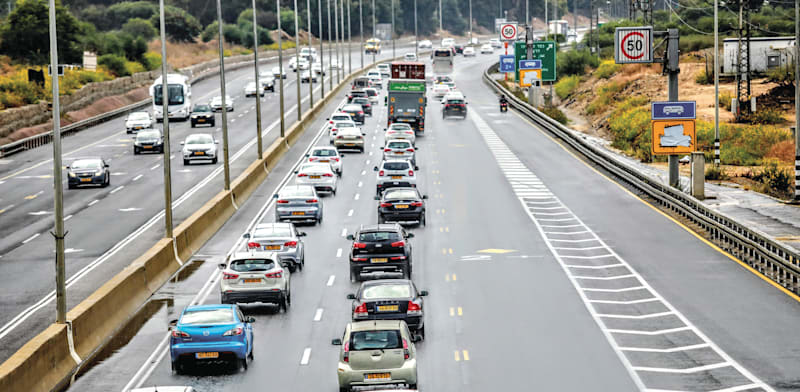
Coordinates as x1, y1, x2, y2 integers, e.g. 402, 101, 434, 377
163, 60, 432, 391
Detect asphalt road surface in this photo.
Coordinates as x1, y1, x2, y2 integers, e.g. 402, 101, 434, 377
0, 43, 416, 362
60, 51, 800, 391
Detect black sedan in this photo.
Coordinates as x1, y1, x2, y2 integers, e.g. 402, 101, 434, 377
347, 279, 429, 339
67, 158, 110, 189
190, 104, 215, 128
454, 44, 465, 54
347, 224, 414, 281
133, 128, 164, 154
351, 97, 373, 116
376, 187, 426, 226
340, 104, 365, 124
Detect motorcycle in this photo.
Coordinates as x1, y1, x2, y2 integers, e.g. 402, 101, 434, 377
500, 101, 508, 113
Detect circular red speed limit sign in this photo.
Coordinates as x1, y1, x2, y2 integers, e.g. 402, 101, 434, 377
614, 27, 652, 64
621, 31, 645, 59
500, 24, 517, 41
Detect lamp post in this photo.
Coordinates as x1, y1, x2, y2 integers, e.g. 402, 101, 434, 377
252, 0, 263, 158
328, 0, 333, 89
319, 0, 325, 97
391, 0, 395, 58
359, 0, 364, 69
347, 0, 352, 75
157, 0, 173, 238
714, 0, 720, 168
307, 0, 314, 107
414, 0, 418, 58
277, 0, 285, 137
293, 0, 301, 121
215, 0, 231, 190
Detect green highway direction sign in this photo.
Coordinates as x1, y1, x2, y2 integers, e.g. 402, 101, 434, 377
514, 41, 557, 82
388, 81, 426, 92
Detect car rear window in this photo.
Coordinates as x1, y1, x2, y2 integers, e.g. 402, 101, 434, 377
361, 284, 412, 299
358, 231, 401, 242
71, 160, 102, 170
333, 122, 355, 128
365, 89, 377, 97
389, 124, 412, 131
312, 149, 337, 157
229, 258, 275, 272
353, 98, 369, 105
181, 308, 235, 325
385, 189, 418, 200
137, 131, 160, 139
253, 227, 292, 237
280, 187, 314, 198
446, 99, 464, 104
350, 330, 403, 351
382, 161, 410, 170
387, 141, 411, 149
129, 112, 149, 120
186, 135, 213, 144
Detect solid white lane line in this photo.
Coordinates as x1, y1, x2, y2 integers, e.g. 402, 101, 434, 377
132, 174, 143, 181
88, 200, 99, 206
598, 311, 674, 320
336, 248, 343, 258
22, 233, 40, 244
110, 186, 124, 194
300, 348, 312, 365
314, 308, 324, 321
619, 343, 710, 353
357, 181, 362, 188
327, 275, 336, 286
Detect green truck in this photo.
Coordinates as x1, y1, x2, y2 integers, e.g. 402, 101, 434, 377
387, 62, 427, 134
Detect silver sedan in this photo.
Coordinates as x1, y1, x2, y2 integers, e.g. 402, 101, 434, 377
295, 162, 338, 195
274, 185, 323, 224
384, 123, 416, 145
243, 222, 306, 272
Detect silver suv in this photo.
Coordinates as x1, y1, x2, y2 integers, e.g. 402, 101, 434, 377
243, 222, 306, 272
374, 160, 418, 195
332, 320, 419, 391
382, 139, 417, 167
218, 251, 291, 310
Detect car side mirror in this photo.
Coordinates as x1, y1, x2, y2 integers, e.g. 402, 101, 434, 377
65, 166, 70, 169
305, 154, 310, 157
294, 170, 299, 174
298, 232, 307, 237
273, 194, 279, 198
374, 195, 380, 200
180, 141, 185, 145
215, 140, 219, 144
406, 233, 415, 238
422, 195, 428, 199
280, 261, 292, 269
411, 335, 422, 343
414, 166, 420, 171
247, 317, 256, 323
332, 338, 343, 345
217, 263, 226, 270
383, 128, 387, 131
346, 294, 356, 300
419, 290, 429, 297
169, 319, 178, 328
242, 233, 251, 239
373, 166, 379, 171
346, 234, 355, 241
104, 164, 110, 168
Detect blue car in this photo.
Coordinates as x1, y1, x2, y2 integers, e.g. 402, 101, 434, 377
169, 304, 255, 373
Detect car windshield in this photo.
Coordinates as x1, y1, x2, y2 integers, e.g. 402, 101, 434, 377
71, 159, 102, 170
128, 112, 149, 120
312, 149, 337, 157
280, 187, 314, 198
389, 124, 412, 131
358, 231, 401, 242
253, 227, 292, 237
193, 105, 211, 112
246, 82, 256, 88
447, 99, 465, 104
137, 131, 160, 139
383, 162, 410, 170
186, 135, 213, 144
299, 163, 330, 172
181, 308, 235, 325
343, 105, 361, 112
339, 128, 361, 135
365, 89, 377, 97
385, 189, 419, 200
229, 258, 275, 272
361, 284, 412, 299
332, 115, 351, 121
350, 330, 403, 351
353, 98, 369, 105
387, 141, 411, 149
334, 122, 355, 128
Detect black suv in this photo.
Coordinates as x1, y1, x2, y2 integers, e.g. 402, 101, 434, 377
351, 97, 373, 116
347, 224, 414, 282
347, 89, 368, 103
442, 96, 467, 119
190, 104, 215, 128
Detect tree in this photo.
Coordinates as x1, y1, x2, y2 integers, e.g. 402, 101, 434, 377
106, 1, 157, 31
149, 5, 201, 42
0, 0, 83, 64
122, 17, 157, 40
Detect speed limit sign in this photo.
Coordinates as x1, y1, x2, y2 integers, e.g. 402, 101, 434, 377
614, 26, 653, 64
500, 23, 517, 41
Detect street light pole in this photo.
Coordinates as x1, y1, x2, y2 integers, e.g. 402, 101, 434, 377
371, 0, 375, 37
342, 0, 348, 75
391, 0, 395, 58
525, 0, 528, 26
439, 0, 442, 33
277, 0, 285, 137
414, 0, 418, 58
347, 0, 352, 75
469, 0, 472, 43
215, 0, 231, 190
319, 0, 325, 97
294, 0, 301, 121
252, 0, 263, 158
157, 0, 174, 239
794, 0, 799, 201
47, 0, 66, 324
714, 0, 720, 168
307, 0, 314, 107
328, 0, 333, 89
359, 0, 364, 69
334, 0, 340, 83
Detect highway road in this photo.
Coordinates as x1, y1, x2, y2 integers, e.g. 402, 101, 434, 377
63, 51, 800, 391
0, 43, 416, 362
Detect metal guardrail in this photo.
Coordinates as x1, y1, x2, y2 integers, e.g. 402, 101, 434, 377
483, 64, 800, 295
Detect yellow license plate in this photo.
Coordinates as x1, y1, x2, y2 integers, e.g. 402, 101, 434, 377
365, 373, 391, 380
135, 126, 142, 129
80, 178, 91, 182
243, 278, 261, 283
143, 145, 152, 149
292, 211, 305, 216
194, 151, 205, 155
320, 160, 329, 162
371, 258, 388, 263
391, 176, 402, 179
196, 352, 219, 359
377, 305, 399, 312
395, 204, 409, 209
265, 245, 281, 250
197, 119, 205, 122
345, 143, 355, 147
310, 175, 321, 179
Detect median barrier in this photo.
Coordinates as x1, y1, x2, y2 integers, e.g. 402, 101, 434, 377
231, 158, 269, 205
0, 324, 73, 392
173, 190, 236, 262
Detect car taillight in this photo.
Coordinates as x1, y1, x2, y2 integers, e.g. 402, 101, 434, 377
407, 301, 422, 314
323, 173, 334, 177
391, 241, 405, 248
284, 241, 297, 248
171, 330, 190, 338
332, 157, 340, 162
358, 111, 364, 115
247, 242, 260, 249
306, 199, 318, 203
408, 170, 414, 176
343, 340, 350, 362
390, 256, 407, 260
331, 128, 337, 133
353, 303, 367, 317
405, 131, 413, 134
411, 201, 423, 207
277, 199, 289, 204
380, 202, 392, 207
379, 170, 385, 176
402, 338, 410, 359
223, 272, 239, 280
353, 242, 367, 249
223, 327, 243, 336
336, 135, 343, 139
406, 148, 415, 152
266, 271, 282, 278
384, 148, 391, 152
298, 173, 308, 177
309, 158, 315, 162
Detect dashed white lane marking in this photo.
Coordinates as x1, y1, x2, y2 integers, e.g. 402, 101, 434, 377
133, 174, 143, 181
88, 200, 99, 206
361, 170, 366, 175
341, 228, 347, 237
336, 248, 343, 258
470, 109, 771, 391
368, 151, 373, 156
357, 181, 362, 188
347, 209, 354, 216
64, 214, 73, 221
21, 233, 40, 244
354, 193, 360, 200
300, 348, 312, 365
150, 164, 160, 170
110, 186, 124, 194
327, 275, 336, 286
313, 308, 324, 321
170, 154, 175, 160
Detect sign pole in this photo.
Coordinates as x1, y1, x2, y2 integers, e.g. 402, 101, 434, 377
504, 42, 508, 81
667, 28, 680, 189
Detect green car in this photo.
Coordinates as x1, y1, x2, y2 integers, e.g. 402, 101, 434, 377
332, 320, 419, 392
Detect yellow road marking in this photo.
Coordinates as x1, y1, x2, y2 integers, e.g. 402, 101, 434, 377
454, 351, 460, 361
477, 248, 516, 254
457, 307, 463, 316
452, 273, 457, 281
513, 110, 800, 304
0, 209, 5, 214
24, 194, 38, 200
462, 350, 470, 361
448, 248, 453, 254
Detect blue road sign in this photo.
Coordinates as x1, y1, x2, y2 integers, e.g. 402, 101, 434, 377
499, 55, 516, 73
519, 59, 542, 70
651, 101, 696, 120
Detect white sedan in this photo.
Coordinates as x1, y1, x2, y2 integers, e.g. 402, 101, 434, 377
209, 95, 234, 112
272, 66, 287, 79
307, 146, 343, 176
432, 84, 451, 99
244, 82, 264, 97
295, 162, 337, 195
480, 44, 493, 54
463, 47, 476, 57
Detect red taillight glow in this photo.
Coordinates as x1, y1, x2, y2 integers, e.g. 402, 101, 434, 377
411, 201, 423, 207
223, 272, 239, 280
309, 158, 315, 162
402, 338, 410, 359
306, 199, 318, 203
406, 148, 415, 152
353, 242, 367, 249
277, 199, 289, 204
284, 241, 297, 248
171, 330, 190, 338
298, 173, 308, 177
405, 131, 413, 134
323, 173, 334, 177
378, 170, 385, 176
331, 128, 338, 133
266, 271, 282, 278
391, 241, 405, 248
354, 303, 367, 315
247, 242, 260, 249
358, 111, 364, 115
390, 256, 407, 260
380, 202, 392, 207
408, 170, 414, 176
384, 148, 391, 152
223, 327, 243, 336
343, 340, 350, 362
407, 301, 422, 312
332, 158, 340, 162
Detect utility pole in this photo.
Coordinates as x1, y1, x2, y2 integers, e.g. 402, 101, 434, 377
666, 28, 681, 189
391, 0, 395, 58
469, 0, 472, 43
794, 0, 799, 201
327, 0, 333, 90
334, 0, 340, 83
340, 0, 346, 79
215, 0, 231, 190
525, 0, 528, 26
277, 0, 285, 137
294, 0, 301, 121
158, 0, 173, 238
319, 0, 325, 97
545, 0, 548, 40
307, 0, 314, 107
252, 0, 263, 158
439, 0, 442, 33
414, 0, 418, 58
359, 0, 364, 69
347, 0, 352, 75
372, 0, 375, 37
47, 0, 66, 324
714, 0, 720, 167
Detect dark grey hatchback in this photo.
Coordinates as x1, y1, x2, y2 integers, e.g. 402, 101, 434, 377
340, 104, 365, 124
67, 158, 110, 189
347, 279, 429, 339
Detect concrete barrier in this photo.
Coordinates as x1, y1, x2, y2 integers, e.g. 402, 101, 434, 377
0, 324, 74, 392
173, 190, 237, 262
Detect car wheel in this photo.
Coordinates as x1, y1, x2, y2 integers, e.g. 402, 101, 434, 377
350, 268, 359, 283
420, 213, 426, 227
67, 183, 76, 190
171, 359, 184, 374
418, 326, 425, 340
103, 174, 110, 188
183, 159, 189, 165
280, 294, 289, 312
403, 266, 411, 279
339, 387, 350, 392
238, 357, 248, 371
409, 383, 418, 390
212, 157, 218, 164
190, 122, 195, 128
210, 121, 216, 127
133, 149, 139, 155
378, 215, 385, 224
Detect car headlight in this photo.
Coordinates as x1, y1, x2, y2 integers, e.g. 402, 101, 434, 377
134, 141, 141, 146
95, 169, 104, 176
68, 172, 75, 178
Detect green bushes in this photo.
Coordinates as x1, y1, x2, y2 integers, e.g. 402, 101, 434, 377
705, 166, 728, 180
0, 68, 113, 109
751, 159, 793, 197
740, 107, 786, 125
122, 18, 157, 41
586, 81, 628, 115
719, 92, 733, 111
695, 121, 792, 166
594, 60, 621, 79
554, 75, 580, 99
557, 50, 599, 77
695, 69, 712, 85
143, 52, 161, 71
606, 97, 652, 162
540, 106, 569, 125
98, 54, 131, 76
679, 35, 715, 52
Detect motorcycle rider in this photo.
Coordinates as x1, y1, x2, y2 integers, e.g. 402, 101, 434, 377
499, 94, 509, 112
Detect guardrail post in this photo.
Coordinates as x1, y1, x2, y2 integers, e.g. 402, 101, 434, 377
690, 151, 705, 200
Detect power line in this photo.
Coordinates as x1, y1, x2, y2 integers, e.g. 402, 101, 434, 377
665, 0, 714, 34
